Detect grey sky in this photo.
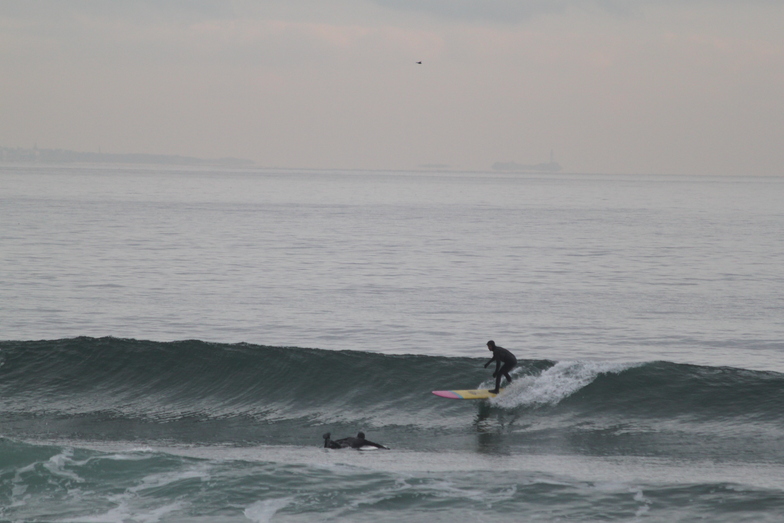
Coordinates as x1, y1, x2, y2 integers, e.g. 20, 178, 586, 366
1, 0, 782, 174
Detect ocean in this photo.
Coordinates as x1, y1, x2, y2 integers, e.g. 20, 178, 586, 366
1, 165, 783, 521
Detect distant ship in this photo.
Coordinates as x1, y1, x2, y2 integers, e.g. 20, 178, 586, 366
492, 150, 562, 172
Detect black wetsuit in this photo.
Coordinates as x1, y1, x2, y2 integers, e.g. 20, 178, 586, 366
484, 346, 517, 393
323, 432, 389, 450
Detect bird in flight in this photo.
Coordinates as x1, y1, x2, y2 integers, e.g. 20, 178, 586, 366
416, 61, 422, 64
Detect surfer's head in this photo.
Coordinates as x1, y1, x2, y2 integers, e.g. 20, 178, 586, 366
357, 432, 365, 439
487, 340, 495, 350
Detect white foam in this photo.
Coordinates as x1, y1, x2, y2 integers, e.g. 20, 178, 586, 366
10, 481, 28, 507
94, 452, 156, 462
43, 449, 84, 483
632, 487, 652, 518
60, 500, 185, 523
243, 497, 294, 523
52, 462, 207, 523
424, 478, 518, 506
128, 464, 212, 494
490, 361, 636, 409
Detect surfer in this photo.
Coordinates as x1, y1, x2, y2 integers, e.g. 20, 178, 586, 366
322, 431, 389, 450
484, 340, 517, 394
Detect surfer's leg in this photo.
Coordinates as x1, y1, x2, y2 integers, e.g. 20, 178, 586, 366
323, 432, 341, 449
489, 373, 503, 394
503, 362, 516, 384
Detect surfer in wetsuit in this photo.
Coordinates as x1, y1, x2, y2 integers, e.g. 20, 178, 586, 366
484, 340, 517, 394
322, 432, 389, 450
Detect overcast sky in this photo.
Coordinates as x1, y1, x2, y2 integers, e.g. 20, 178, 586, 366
1, 0, 782, 174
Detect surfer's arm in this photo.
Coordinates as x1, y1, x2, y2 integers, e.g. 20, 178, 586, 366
363, 440, 389, 449
484, 355, 496, 368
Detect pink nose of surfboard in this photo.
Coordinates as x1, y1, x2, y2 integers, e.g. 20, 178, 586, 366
431, 389, 501, 399
432, 390, 463, 399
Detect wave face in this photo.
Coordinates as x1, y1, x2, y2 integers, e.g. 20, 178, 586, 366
4, 338, 784, 522
2, 337, 784, 461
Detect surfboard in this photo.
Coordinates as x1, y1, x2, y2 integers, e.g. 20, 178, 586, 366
431, 389, 502, 400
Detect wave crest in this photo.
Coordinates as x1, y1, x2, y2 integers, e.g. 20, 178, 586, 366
490, 361, 636, 409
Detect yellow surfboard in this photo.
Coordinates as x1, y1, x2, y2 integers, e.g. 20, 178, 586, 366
431, 389, 503, 400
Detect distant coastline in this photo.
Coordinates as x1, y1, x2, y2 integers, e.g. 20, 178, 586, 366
0, 146, 254, 167
493, 151, 562, 173
492, 161, 562, 172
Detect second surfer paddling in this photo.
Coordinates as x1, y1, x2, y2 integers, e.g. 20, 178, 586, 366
484, 340, 517, 394
323, 431, 389, 450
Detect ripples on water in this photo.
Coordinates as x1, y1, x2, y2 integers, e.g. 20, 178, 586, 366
2, 166, 783, 369
1, 165, 784, 521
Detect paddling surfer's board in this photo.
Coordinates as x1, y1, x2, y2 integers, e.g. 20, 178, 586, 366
432, 389, 503, 400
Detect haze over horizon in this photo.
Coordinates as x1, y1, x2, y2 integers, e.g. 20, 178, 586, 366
2, 1, 782, 175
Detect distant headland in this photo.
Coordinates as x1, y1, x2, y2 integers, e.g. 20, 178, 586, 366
0, 146, 254, 167
492, 151, 562, 173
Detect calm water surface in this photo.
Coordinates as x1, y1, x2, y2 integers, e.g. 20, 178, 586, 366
2, 165, 782, 369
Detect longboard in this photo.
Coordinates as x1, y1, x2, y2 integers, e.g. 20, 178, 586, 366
431, 389, 503, 400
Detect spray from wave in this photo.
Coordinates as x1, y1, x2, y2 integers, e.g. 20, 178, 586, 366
490, 361, 636, 409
